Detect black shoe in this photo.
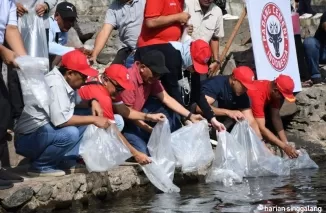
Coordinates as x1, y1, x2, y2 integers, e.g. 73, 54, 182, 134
0, 179, 13, 190
0, 168, 24, 183
311, 78, 326, 85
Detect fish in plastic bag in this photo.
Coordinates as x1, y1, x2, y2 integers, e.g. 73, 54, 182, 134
284, 149, 319, 170
142, 120, 180, 193
18, 0, 49, 58
231, 121, 290, 177
79, 124, 132, 172
206, 131, 245, 186
15, 56, 52, 116
171, 120, 214, 173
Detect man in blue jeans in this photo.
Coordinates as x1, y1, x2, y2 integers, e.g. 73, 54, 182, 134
303, 11, 326, 84
14, 50, 109, 177
120, 50, 204, 154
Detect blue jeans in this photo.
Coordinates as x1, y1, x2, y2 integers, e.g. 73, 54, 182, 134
123, 97, 181, 155
303, 37, 326, 79
15, 123, 87, 171
125, 54, 135, 69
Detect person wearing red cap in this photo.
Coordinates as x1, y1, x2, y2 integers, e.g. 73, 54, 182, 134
121, 50, 206, 155
78, 64, 167, 165
197, 66, 261, 138
169, 39, 226, 130
14, 50, 112, 177
247, 74, 299, 159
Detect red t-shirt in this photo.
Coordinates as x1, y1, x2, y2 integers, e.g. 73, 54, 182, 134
247, 80, 281, 118
78, 77, 122, 121
137, 0, 183, 47
119, 64, 164, 111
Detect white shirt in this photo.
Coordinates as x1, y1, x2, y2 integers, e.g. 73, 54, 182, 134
48, 16, 74, 56
0, 0, 18, 44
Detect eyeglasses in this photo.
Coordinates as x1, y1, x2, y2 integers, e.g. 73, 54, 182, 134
108, 78, 125, 92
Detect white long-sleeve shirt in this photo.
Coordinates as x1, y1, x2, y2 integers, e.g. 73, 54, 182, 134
48, 16, 74, 56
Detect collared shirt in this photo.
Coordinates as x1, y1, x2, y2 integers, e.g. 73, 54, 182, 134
0, 0, 17, 44
105, 0, 145, 49
118, 63, 164, 111
137, 0, 184, 47
184, 0, 224, 43
201, 75, 250, 110
247, 80, 283, 118
78, 75, 123, 121
48, 16, 74, 56
15, 67, 77, 134
169, 40, 193, 70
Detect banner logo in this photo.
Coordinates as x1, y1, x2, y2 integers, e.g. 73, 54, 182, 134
261, 2, 289, 71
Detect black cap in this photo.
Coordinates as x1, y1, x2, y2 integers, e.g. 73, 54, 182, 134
140, 50, 170, 75
56, 2, 77, 19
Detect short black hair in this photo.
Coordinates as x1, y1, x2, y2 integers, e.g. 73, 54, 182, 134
58, 66, 68, 76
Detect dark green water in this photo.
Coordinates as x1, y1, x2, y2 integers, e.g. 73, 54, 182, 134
78, 167, 326, 213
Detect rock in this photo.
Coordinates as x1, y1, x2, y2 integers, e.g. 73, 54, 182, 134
36, 185, 53, 202
67, 27, 83, 48
17, 197, 39, 213
74, 17, 101, 42
1, 187, 33, 209
0, 206, 7, 213
84, 38, 120, 65
222, 58, 236, 75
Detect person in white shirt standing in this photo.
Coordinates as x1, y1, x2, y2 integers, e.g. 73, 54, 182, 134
184, 0, 224, 78
0, 0, 26, 190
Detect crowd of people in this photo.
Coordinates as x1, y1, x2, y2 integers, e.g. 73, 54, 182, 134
0, 0, 325, 191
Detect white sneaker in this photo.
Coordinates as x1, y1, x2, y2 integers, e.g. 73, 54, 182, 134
223, 14, 239, 20
312, 13, 323, 19
299, 13, 313, 19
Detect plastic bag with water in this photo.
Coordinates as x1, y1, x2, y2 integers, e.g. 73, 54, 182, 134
15, 56, 51, 116
284, 148, 319, 170
231, 121, 290, 177
171, 120, 214, 173
79, 124, 132, 172
18, 0, 48, 58
142, 120, 180, 193
206, 131, 245, 186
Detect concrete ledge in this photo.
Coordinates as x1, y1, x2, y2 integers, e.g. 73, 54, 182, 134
0, 165, 205, 212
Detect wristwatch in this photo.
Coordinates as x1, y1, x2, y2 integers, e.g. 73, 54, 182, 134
211, 59, 221, 64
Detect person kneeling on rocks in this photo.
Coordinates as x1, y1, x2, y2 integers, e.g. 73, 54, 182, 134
120, 50, 204, 155
197, 66, 261, 138
78, 64, 166, 164
14, 50, 110, 177
247, 75, 299, 159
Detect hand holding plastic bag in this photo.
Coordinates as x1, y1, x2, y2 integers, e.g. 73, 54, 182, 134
171, 120, 214, 173
18, 0, 49, 58
206, 131, 245, 186
284, 149, 319, 170
142, 120, 180, 193
15, 56, 52, 116
231, 121, 290, 177
79, 124, 132, 172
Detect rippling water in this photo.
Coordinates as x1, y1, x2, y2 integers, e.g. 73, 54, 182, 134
76, 167, 325, 213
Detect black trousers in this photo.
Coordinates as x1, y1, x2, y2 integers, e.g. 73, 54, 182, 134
294, 35, 311, 81
0, 60, 11, 143
214, 0, 227, 15
111, 47, 132, 65
297, 0, 315, 15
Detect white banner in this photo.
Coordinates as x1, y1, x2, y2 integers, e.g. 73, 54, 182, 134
246, 0, 302, 92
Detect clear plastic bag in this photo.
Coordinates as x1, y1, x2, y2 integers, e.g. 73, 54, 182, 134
171, 120, 214, 173
79, 124, 132, 172
142, 120, 180, 193
18, 0, 49, 58
15, 56, 52, 116
284, 149, 319, 170
206, 131, 245, 186
231, 121, 290, 177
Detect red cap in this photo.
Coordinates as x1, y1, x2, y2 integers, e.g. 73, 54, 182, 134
61, 50, 98, 77
275, 74, 295, 102
190, 39, 212, 74
104, 64, 134, 90
233, 66, 257, 90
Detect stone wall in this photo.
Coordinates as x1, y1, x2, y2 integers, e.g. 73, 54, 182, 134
0, 165, 204, 212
